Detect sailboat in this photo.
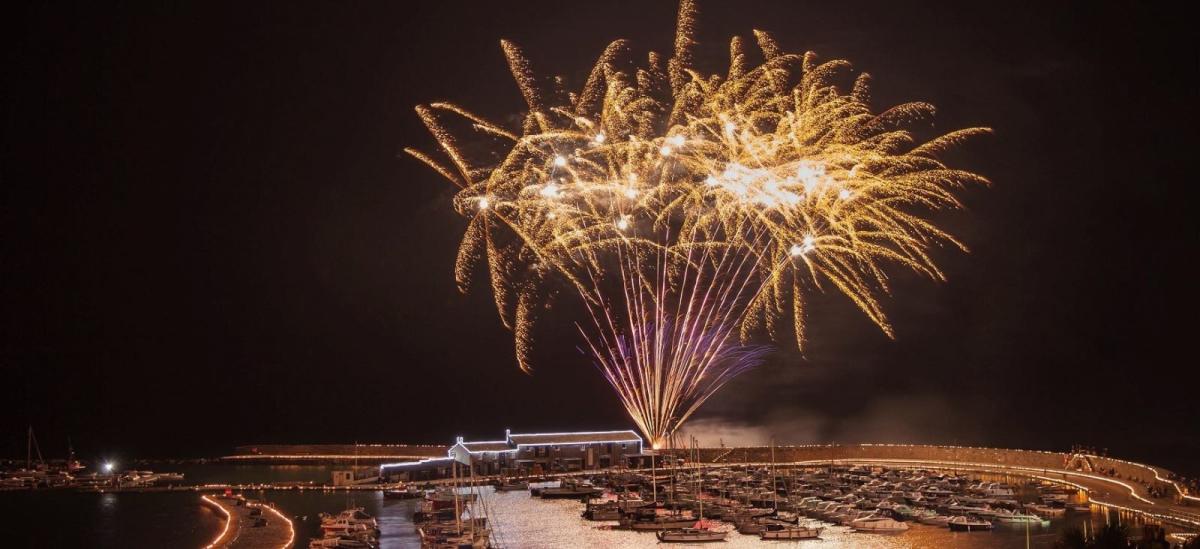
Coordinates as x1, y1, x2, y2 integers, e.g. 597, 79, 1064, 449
657, 437, 728, 543
3, 427, 50, 488
758, 439, 822, 540
419, 455, 490, 548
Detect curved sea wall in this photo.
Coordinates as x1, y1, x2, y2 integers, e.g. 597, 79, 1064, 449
699, 444, 1074, 470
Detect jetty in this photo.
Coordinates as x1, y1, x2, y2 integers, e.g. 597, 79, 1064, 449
201, 494, 294, 548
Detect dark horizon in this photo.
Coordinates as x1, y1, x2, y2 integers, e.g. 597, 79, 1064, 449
3, 2, 1197, 475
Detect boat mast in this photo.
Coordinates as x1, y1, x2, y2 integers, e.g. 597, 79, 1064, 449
669, 433, 675, 507
771, 437, 777, 510
454, 461, 462, 533
467, 462, 474, 539
651, 442, 657, 504
694, 436, 702, 521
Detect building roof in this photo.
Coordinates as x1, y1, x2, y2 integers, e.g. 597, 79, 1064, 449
460, 441, 516, 453
379, 457, 454, 471
508, 430, 642, 446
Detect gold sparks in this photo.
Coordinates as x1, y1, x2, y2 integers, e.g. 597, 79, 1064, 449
408, 1, 989, 444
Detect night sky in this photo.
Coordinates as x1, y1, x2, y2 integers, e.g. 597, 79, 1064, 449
3, 2, 1196, 474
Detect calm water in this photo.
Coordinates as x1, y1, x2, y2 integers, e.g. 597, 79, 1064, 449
0, 465, 1169, 548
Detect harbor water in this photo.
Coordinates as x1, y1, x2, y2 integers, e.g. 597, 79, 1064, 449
0, 464, 1168, 548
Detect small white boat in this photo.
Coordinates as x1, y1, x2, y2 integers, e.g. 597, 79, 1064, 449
1023, 503, 1066, 518
320, 508, 379, 536
760, 523, 822, 540
992, 509, 1048, 525
383, 486, 423, 499
851, 514, 910, 533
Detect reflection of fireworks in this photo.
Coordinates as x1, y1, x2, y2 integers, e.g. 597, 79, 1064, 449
408, 0, 989, 446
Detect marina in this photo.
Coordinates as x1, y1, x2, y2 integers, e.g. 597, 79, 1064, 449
5, 432, 1200, 547
5, 452, 1198, 548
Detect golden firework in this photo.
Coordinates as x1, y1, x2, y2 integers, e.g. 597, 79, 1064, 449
408, 0, 989, 446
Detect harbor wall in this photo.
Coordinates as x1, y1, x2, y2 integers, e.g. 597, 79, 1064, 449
695, 444, 1070, 470
223, 444, 448, 464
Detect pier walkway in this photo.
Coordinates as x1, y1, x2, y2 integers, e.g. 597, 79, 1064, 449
202, 494, 294, 549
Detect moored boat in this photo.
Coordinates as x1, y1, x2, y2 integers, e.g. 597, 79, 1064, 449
495, 480, 528, 492
581, 500, 622, 521
384, 486, 423, 499
656, 520, 728, 543
992, 509, 1049, 526
1023, 503, 1066, 518
320, 508, 380, 538
947, 515, 993, 532
760, 523, 822, 540
620, 511, 696, 531
851, 514, 910, 533
539, 480, 602, 499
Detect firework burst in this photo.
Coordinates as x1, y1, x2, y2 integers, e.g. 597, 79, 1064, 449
407, 0, 989, 446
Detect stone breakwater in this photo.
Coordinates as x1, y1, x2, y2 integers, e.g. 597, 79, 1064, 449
700, 444, 1068, 468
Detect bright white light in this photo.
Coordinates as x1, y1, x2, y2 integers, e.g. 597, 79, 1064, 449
547, 212, 556, 219
659, 145, 672, 156
839, 189, 853, 201
668, 135, 685, 146
103, 462, 115, 473
724, 121, 736, 133
553, 155, 567, 167
539, 184, 560, 198
478, 198, 490, 210
791, 235, 816, 257
705, 175, 718, 186
593, 133, 606, 144
616, 216, 630, 230
624, 188, 638, 199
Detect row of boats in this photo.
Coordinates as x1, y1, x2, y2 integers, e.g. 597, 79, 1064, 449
413, 486, 490, 549
2, 427, 185, 491
313, 456, 1094, 547
525, 460, 1094, 543
1, 467, 184, 491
